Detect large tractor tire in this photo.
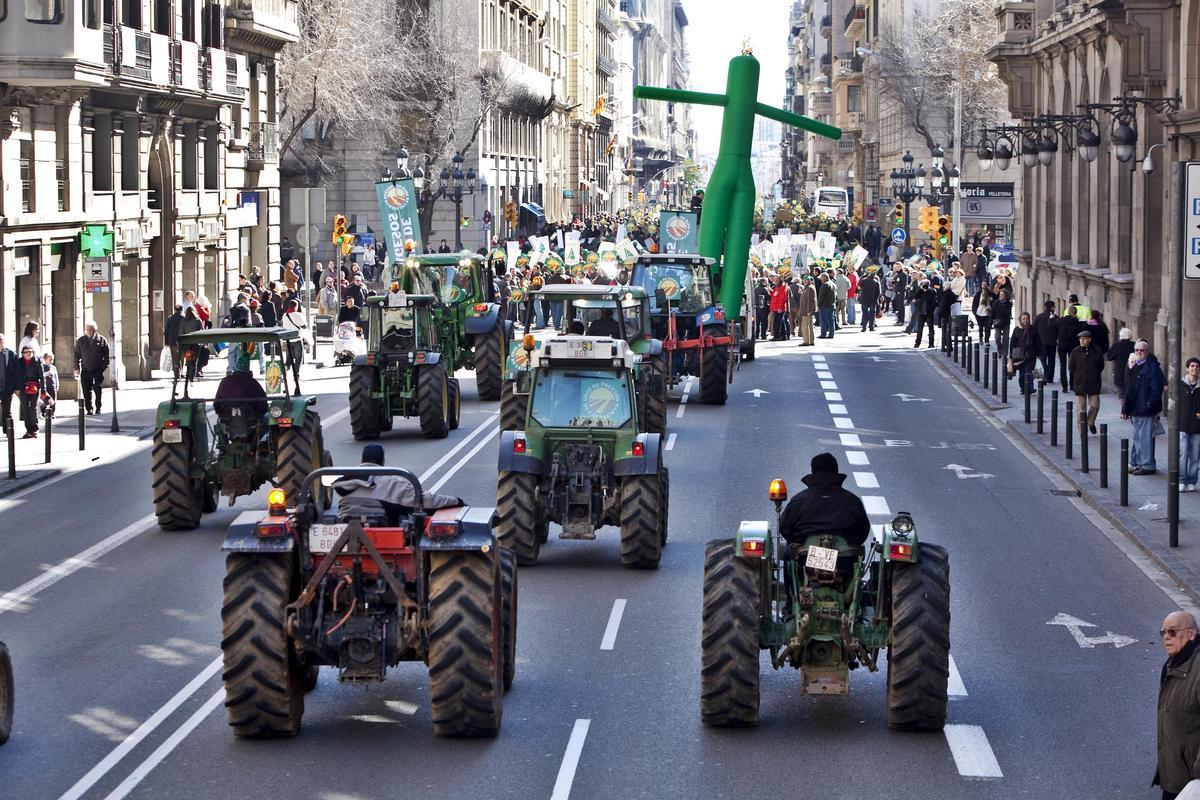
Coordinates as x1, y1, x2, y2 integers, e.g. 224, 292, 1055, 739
640, 353, 668, 434
494, 471, 542, 566
151, 429, 203, 530
200, 479, 219, 514
427, 551, 503, 737
0, 641, 12, 745
447, 377, 461, 431
499, 548, 518, 691
618, 473, 663, 569
418, 362, 451, 439
221, 554, 303, 737
475, 324, 507, 401
886, 543, 951, 732
742, 334, 756, 362
499, 380, 527, 432
698, 334, 729, 406
659, 468, 670, 546
700, 538, 761, 727
275, 410, 323, 502
349, 365, 382, 441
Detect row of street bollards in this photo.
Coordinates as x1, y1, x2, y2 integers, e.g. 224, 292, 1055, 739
4, 399, 88, 481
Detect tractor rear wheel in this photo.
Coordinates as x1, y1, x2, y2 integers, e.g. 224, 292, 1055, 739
700, 538, 761, 727
618, 473, 663, 569
659, 468, 670, 546
475, 324, 506, 401
151, 429, 203, 530
494, 471, 542, 566
499, 381, 527, 431
427, 551, 503, 737
275, 410, 323, 502
742, 334, 756, 362
499, 548, 518, 691
698, 332, 729, 405
349, 365, 382, 441
221, 554, 303, 737
447, 377, 461, 431
886, 543, 951, 732
418, 363, 450, 439
640, 353, 668, 434
199, 479, 219, 514
0, 641, 12, 745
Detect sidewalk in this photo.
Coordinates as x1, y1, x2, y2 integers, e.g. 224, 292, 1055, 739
924, 338, 1200, 603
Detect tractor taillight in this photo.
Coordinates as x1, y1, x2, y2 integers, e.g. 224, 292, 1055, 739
366, 353, 376, 365
257, 522, 288, 538
741, 538, 765, 558
632, 441, 644, 456
513, 438, 526, 454
164, 419, 180, 429
473, 303, 489, 313
889, 542, 914, 561
428, 520, 461, 538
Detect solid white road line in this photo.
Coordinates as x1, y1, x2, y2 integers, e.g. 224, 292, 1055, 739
863, 495, 891, 516
427, 427, 501, 494
824, 392, 842, 401
853, 471, 879, 489
839, 433, 862, 447
323, 406, 352, 427
845, 450, 870, 466
0, 513, 156, 616
828, 404, 848, 415
944, 724, 1004, 778
948, 655, 968, 697
550, 719, 592, 800
417, 411, 499, 484
100, 688, 226, 800
57, 657, 223, 800
600, 599, 627, 650
820, 381, 838, 390
665, 433, 678, 451
832, 417, 854, 430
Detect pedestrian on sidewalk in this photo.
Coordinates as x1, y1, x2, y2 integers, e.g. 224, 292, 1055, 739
1068, 328, 1104, 433
1087, 309, 1111, 355
846, 268, 858, 326
834, 269, 850, 326
1057, 305, 1082, 392
769, 278, 789, 340
913, 280, 937, 348
1009, 313, 1037, 393
0, 333, 16, 435
1108, 328, 1136, 399
281, 299, 309, 389
971, 284, 993, 344
1122, 339, 1165, 475
1178, 358, 1200, 492
787, 277, 802, 338
165, 304, 184, 380
990, 289, 1013, 357
816, 274, 836, 339
16, 345, 42, 438
858, 267, 881, 331
19, 321, 42, 358
40, 352, 58, 419
797, 275, 817, 345
1153, 610, 1200, 799
1033, 300, 1059, 385
73, 322, 110, 416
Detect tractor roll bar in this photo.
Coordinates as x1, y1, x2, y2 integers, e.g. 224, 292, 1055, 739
301, 466, 425, 512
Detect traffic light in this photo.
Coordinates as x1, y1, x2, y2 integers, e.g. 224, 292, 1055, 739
934, 214, 951, 257
504, 202, 518, 225
460, 216, 470, 228
892, 202, 904, 228
331, 214, 347, 245
919, 206, 938, 234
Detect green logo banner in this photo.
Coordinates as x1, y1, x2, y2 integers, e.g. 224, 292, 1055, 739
376, 178, 424, 265
658, 211, 698, 254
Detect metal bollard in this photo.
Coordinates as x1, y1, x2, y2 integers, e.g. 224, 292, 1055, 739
1100, 424, 1109, 488
952, 335, 958, 364
993, 353, 1000, 398
1051, 391, 1059, 447
1024, 376, 1032, 423
983, 351, 990, 389
78, 401, 86, 451
6, 418, 14, 479
1080, 417, 1089, 473
974, 344, 981, 382
44, 412, 51, 464
1120, 439, 1129, 506
1065, 400, 1074, 459
1037, 381, 1046, 434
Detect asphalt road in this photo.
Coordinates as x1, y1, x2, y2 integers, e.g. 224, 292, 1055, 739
0, 328, 1186, 799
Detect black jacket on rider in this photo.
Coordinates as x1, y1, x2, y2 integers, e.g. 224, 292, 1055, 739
778, 471, 871, 548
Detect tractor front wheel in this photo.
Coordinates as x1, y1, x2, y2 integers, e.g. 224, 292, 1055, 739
447, 377, 461, 431
475, 324, 507, 401
618, 473, 663, 569
418, 363, 450, 439
698, 332, 729, 405
499, 380, 527, 432
700, 538, 761, 727
221, 554, 303, 737
349, 365, 382, 441
0, 641, 12, 745
427, 551, 503, 737
151, 429, 203, 530
886, 543, 951, 732
494, 471, 543, 565
499, 548, 518, 691
640, 353, 668, 434
275, 410, 323, 502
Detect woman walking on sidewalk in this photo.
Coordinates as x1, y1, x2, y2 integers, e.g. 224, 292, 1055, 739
16, 345, 43, 438
972, 284, 994, 344
1178, 358, 1200, 492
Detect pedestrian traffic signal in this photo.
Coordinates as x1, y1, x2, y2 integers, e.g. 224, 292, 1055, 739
892, 203, 904, 227
332, 214, 347, 245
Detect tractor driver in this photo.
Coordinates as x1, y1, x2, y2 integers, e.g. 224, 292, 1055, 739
213, 350, 269, 419
332, 444, 463, 526
585, 307, 621, 338
778, 452, 871, 552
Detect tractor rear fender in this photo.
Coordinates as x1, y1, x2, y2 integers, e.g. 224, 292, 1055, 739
613, 433, 661, 476
352, 353, 373, 368
157, 399, 203, 429
497, 431, 545, 474
418, 352, 443, 366
220, 510, 296, 553
734, 520, 772, 559
282, 396, 316, 424
418, 505, 498, 551
464, 304, 502, 336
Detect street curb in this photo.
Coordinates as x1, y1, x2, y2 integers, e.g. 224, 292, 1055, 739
0, 468, 63, 499
921, 348, 1200, 606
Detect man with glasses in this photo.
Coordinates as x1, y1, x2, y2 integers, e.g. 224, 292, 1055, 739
1154, 611, 1200, 799
1122, 339, 1166, 475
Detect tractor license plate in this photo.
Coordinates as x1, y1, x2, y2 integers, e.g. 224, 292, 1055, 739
308, 523, 347, 553
162, 427, 183, 444
805, 545, 839, 573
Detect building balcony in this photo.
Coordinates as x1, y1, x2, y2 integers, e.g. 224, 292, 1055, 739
844, 4, 866, 36
225, 0, 300, 46
247, 121, 279, 168
811, 92, 832, 111
597, 53, 617, 76
836, 110, 864, 131
0, 10, 108, 86
201, 48, 248, 98
597, 4, 616, 33
820, 52, 832, 76
820, 14, 832, 37
480, 50, 553, 110
836, 52, 863, 79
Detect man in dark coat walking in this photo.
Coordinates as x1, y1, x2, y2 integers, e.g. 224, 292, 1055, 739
912, 280, 938, 348
1154, 610, 1200, 799
1056, 304, 1081, 392
857, 269, 881, 331
1068, 328, 1105, 433
0, 333, 17, 435
1033, 300, 1059, 385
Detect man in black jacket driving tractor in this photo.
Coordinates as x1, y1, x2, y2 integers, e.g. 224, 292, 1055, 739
779, 452, 871, 549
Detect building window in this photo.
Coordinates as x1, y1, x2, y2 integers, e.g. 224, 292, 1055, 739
83, 0, 100, 27
120, 0, 139, 28
153, 0, 169, 34
25, 0, 61, 23
182, 124, 197, 190
201, 0, 221, 48
56, 108, 69, 211
121, 119, 139, 191
203, 125, 219, 190
19, 139, 34, 213
847, 84, 861, 113
181, 0, 194, 40
93, 115, 113, 192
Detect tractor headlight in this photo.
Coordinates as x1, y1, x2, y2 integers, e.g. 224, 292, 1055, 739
269, 404, 284, 419
891, 513, 914, 535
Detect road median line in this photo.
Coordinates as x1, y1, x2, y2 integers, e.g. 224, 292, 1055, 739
550, 719, 591, 800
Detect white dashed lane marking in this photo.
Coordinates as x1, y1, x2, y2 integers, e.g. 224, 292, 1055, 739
852, 471, 879, 488
944, 725, 1004, 778
551, 719, 593, 799
948, 655, 968, 696
821, 381, 838, 390
863, 495, 891, 516
811, 354, 826, 362
824, 392, 842, 401
600, 599, 627, 650
845, 450, 870, 465
665, 433, 677, 451
839, 433, 861, 447
828, 404, 848, 415
817, 371, 834, 380
832, 417, 854, 430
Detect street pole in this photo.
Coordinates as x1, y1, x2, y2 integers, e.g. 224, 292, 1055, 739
454, 194, 463, 251
1168, 159, 1185, 548
109, 270, 119, 433
952, 84, 962, 252
303, 189, 311, 333
903, 199, 911, 253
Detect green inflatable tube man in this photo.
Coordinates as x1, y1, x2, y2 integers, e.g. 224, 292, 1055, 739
634, 51, 842, 314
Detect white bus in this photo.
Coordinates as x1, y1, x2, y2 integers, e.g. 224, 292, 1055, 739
813, 186, 849, 219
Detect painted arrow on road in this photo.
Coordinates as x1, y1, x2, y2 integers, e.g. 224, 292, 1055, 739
892, 393, 932, 402
1046, 613, 1137, 649
867, 356, 897, 362
943, 463, 994, 479
744, 389, 770, 398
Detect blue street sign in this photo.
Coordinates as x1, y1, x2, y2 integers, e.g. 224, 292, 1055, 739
890, 227, 907, 244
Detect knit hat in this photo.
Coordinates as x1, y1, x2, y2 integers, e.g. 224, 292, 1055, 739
361, 444, 385, 465
810, 452, 839, 474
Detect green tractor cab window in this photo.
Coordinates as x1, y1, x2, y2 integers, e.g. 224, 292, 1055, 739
530, 369, 632, 429
634, 262, 713, 314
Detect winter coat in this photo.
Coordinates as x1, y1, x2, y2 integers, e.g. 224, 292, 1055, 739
769, 285, 789, 313
971, 290, 992, 318
1106, 339, 1135, 387
797, 284, 817, 316
1154, 639, 1200, 794
788, 281, 802, 312
1056, 313, 1082, 350
847, 271, 859, 299
816, 282, 836, 309
857, 275, 881, 306
1067, 344, 1105, 396
165, 312, 184, 347
754, 285, 770, 311
258, 294, 279, 327
73, 333, 110, 373
778, 471, 871, 548
0, 347, 17, 394
318, 287, 341, 317
959, 251, 977, 277
1009, 325, 1037, 362
1123, 355, 1166, 417
332, 461, 461, 524
833, 274, 850, 302
938, 286, 954, 317
16, 356, 43, 396
915, 287, 937, 317
989, 297, 1013, 327
1178, 379, 1200, 436
42, 363, 59, 400
1085, 319, 1110, 354
1033, 310, 1058, 350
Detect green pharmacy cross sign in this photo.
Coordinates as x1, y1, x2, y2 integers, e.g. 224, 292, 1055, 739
634, 50, 842, 313
79, 224, 115, 258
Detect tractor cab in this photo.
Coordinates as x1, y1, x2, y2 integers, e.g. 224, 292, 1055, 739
526, 337, 639, 431
365, 292, 439, 362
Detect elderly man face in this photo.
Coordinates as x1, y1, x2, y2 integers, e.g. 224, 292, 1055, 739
1161, 611, 1198, 658
85, 323, 97, 336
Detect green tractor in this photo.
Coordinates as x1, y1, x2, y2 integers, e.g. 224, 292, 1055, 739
151, 328, 331, 530
701, 479, 950, 729
392, 254, 511, 401
348, 292, 460, 440
500, 285, 668, 434
494, 335, 669, 568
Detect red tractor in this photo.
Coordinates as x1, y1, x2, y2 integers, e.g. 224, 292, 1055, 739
219, 467, 516, 738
